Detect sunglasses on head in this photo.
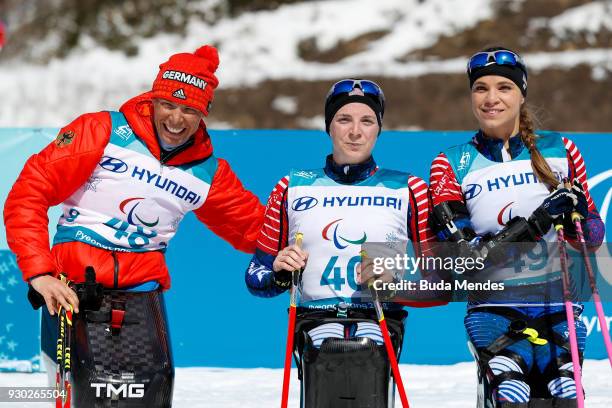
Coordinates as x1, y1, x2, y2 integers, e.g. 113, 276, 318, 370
467, 50, 527, 76
326, 79, 385, 107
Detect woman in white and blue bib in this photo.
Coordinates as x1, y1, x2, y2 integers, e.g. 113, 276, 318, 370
245, 79, 441, 406
428, 46, 605, 408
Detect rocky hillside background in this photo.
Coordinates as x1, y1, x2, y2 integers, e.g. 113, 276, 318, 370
0, 0, 610, 131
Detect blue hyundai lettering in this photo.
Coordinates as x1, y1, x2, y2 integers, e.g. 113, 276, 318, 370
322, 196, 401, 211
131, 165, 201, 205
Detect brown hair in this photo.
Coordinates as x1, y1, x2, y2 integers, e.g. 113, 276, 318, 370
519, 104, 558, 190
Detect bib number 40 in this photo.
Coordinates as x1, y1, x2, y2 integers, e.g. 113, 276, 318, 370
320, 255, 361, 291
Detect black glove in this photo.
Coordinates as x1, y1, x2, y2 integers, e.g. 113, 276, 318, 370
559, 179, 588, 238
530, 179, 588, 238
540, 184, 578, 219
527, 181, 580, 236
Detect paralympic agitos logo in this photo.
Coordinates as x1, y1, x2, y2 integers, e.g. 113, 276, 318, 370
322, 218, 367, 250
497, 202, 514, 226
120, 197, 159, 227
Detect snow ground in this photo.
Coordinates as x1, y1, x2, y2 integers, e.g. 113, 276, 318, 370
0, 360, 609, 407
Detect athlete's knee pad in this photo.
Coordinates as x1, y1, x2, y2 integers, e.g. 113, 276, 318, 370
301, 335, 391, 408
469, 341, 530, 408
489, 354, 530, 404
71, 289, 173, 408
539, 353, 581, 401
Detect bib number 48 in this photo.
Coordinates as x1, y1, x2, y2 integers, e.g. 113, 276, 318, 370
104, 218, 157, 248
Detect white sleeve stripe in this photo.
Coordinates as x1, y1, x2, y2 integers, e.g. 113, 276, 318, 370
408, 177, 426, 188
432, 155, 450, 164
569, 145, 578, 156
263, 223, 280, 233
278, 177, 289, 189
413, 189, 428, 198
260, 230, 276, 241
416, 199, 428, 207
573, 157, 585, 168
269, 207, 280, 214
266, 214, 280, 222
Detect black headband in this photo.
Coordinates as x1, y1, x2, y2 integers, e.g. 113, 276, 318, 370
324, 94, 383, 134
469, 64, 528, 96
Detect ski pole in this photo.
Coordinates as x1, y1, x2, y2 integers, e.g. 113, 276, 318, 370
281, 232, 303, 408
63, 305, 73, 408
555, 222, 585, 407
56, 273, 70, 408
56, 305, 64, 408
571, 211, 612, 368
361, 250, 410, 408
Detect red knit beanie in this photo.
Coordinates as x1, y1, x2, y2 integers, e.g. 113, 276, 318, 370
151, 45, 220, 116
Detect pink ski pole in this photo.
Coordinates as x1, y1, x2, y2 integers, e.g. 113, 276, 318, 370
571, 211, 612, 368
555, 222, 585, 407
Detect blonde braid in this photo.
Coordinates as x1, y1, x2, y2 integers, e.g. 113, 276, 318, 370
519, 105, 558, 190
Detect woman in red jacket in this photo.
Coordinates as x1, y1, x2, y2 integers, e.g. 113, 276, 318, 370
3, 45, 264, 407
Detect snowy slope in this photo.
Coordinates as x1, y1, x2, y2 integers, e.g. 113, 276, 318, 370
1, 0, 611, 127
0, 360, 610, 407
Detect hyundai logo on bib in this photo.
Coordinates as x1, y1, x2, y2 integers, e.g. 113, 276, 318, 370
292, 196, 318, 211
99, 156, 128, 173
464, 183, 483, 200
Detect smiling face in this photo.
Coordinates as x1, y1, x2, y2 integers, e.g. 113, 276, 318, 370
152, 98, 204, 146
329, 102, 379, 164
471, 75, 524, 140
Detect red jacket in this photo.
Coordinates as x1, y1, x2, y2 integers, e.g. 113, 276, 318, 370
4, 92, 265, 289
